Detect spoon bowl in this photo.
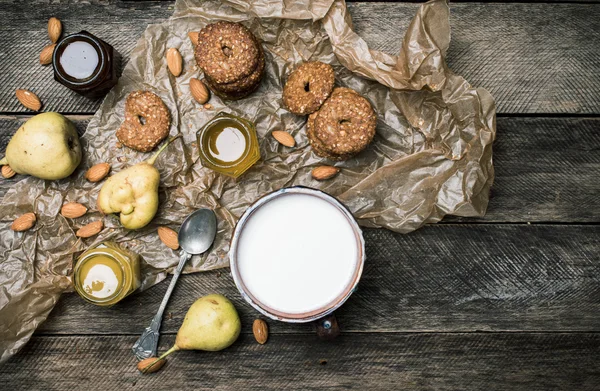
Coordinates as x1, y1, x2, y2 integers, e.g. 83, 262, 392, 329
179, 208, 217, 255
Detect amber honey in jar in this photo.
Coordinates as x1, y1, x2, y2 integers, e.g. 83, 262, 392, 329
73, 241, 141, 306
52, 31, 120, 98
197, 112, 261, 178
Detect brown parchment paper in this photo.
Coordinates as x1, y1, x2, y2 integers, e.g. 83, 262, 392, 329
0, 0, 495, 363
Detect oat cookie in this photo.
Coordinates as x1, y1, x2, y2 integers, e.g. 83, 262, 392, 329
116, 91, 171, 152
312, 87, 376, 156
195, 21, 260, 84
283, 61, 335, 115
205, 41, 265, 94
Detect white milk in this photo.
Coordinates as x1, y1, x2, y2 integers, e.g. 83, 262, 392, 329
236, 193, 358, 314
60, 41, 99, 79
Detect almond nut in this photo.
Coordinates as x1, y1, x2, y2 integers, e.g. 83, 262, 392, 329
253, 319, 269, 345
188, 31, 199, 46
190, 78, 210, 105
272, 130, 295, 147
158, 226, 179, 250
137, 357, 166, 374
60, 202, 88, 219
39, 43, 56, 65
48, 17, 62, 43
15, 89, 42, 111
85, 163, 111, 182
76, 220, 103, 238
11, 213, 36, 232
166, 48, 183, 77
2, 165, 16, 179
311, 165, 340, 181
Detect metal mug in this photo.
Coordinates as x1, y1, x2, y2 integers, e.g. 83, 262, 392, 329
229, 186, 365, 339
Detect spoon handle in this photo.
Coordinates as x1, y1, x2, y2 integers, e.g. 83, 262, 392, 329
132, 250, 192, 360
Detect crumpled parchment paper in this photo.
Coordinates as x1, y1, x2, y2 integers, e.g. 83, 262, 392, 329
0, 0, 495, 363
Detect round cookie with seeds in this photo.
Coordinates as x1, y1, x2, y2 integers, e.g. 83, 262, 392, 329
116, 91, 171, 152
312, 87, 376, 156
283, 61, 335, 115
205, 41, 265, 94
195, 21, 260, 84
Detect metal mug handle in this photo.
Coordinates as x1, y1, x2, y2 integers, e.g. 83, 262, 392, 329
314, 313, 341, 340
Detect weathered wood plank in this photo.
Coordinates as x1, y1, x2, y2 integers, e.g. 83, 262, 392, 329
3, 116, 598, 222
2, 333, 599, 390
0, 2, 599, 114
34, 224, 600, 335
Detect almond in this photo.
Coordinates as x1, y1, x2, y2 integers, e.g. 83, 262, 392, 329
60, 202, 87, 219
158, 226, 179, 250
253, 319, 269, 345
137, 357, 166, 374
190, 78, 210, 105
48, 17, 62, 43
15, 89, 42, 111
39, 43, 56, 65
166, 48, 183, 77
188, 31, 199, 46
76, 220, 103, 238
85, 163, 111, 182
11, 213, 36, 232
1, 165, 16, 179
311, 165, 340, 181
272, 130, 295, 147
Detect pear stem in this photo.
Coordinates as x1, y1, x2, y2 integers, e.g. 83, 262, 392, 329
146, 134, 182, 166
141, 345, 180, 374
0, 157, 7, 166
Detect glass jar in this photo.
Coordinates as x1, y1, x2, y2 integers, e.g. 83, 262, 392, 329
53, 31, 120, 98
73, 241, 141, 306
196, 112, 261, 178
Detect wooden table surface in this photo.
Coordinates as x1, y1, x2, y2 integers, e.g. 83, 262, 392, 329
1, 0, 599, 389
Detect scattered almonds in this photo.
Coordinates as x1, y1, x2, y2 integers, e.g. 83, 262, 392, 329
188, 31, 199, 46
39, 43, 56, 65
311, 165, 340, 181
166, 48, 183, 77
76, 220, 103, 238
11, 213, 36, 232
158, 226, 179, 250
60, 202, 87, 219
48, 17, 62, 43
190, 78, 210, 105
272, 130, 295, 147
253, 319, 269, 345
1, 165, 16, 179
85, 163, 111, 182
137, 357, 166, 374
15, 89, 42, 111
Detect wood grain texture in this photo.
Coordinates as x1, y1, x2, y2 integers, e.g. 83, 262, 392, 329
35, 224, 600, 335
2, 116, 598, 222
1, 2, 600, 114
2, 333, 599, 390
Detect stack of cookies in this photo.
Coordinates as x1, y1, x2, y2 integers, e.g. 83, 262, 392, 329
283, 62, 377, 161
195, 21, 264, 100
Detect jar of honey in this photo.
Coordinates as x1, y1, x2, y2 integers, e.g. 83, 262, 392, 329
52, 31, 120, 98
73, 241, 141, 306
196, 112, 261, 178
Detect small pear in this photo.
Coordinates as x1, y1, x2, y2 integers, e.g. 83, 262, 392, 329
0, 112, 81, 180
97, 135, 180, 230
140, 294, 241, 374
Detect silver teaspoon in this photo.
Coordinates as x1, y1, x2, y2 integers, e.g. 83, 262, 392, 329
132, 208, 217, 360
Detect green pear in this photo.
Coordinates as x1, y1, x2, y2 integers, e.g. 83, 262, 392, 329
0, 112, 81, 180
141, 294, 241, 374
97, 135, 180, 230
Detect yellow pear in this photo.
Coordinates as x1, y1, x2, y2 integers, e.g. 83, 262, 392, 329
97, 136, 179, 230
140, 294, 241, 374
